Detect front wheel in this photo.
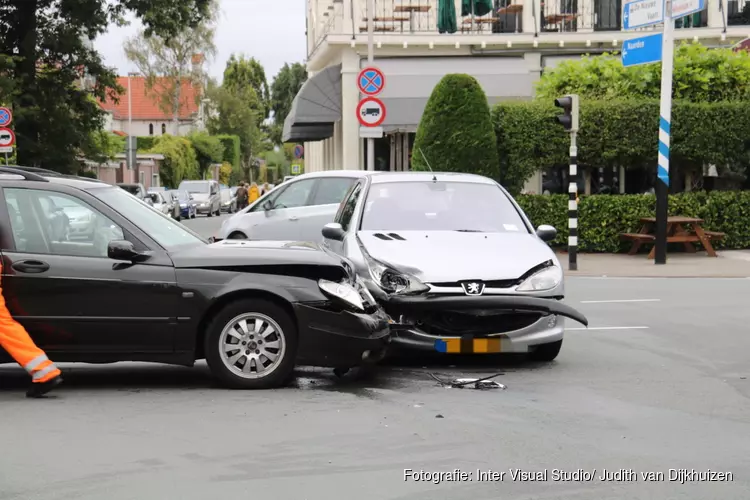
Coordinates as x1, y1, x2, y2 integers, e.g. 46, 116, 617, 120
205, 299, 298, 389
528, 340, 562, 362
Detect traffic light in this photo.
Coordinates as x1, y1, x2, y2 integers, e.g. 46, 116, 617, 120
554, 94, 579, 133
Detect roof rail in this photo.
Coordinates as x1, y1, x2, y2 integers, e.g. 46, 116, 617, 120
0, 166, 50, 182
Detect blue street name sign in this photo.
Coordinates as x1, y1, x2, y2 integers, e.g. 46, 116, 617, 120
622, 33, 663, 68
623, 0, 665, 30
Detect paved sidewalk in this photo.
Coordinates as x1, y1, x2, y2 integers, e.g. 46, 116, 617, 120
557, 250, 750, 278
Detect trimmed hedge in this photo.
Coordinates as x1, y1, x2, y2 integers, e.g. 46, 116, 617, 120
215, 134, 241, 170
492, 100, 750, 194
516, 191, 750, 252
136, 136, 157, 152
412, 74, 499, 178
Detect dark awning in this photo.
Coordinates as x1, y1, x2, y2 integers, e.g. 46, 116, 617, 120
282, 64, 342, 143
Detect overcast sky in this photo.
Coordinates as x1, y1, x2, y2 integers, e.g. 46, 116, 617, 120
95, 0, 307, 83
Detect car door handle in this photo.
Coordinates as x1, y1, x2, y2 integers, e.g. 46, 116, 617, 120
12, 260, 50, 274
289, 216, 299, 221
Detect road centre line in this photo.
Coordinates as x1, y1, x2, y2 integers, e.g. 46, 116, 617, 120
580, 299, 661, 304
566, 326, 650, 331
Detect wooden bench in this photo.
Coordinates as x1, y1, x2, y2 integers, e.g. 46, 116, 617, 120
702, 230, 726, 240
620, 233, 655, 242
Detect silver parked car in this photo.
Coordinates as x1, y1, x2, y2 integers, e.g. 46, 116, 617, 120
216, 171, 366, 242
178, 179, 221, 216
145, 191, 171, 216
320, 172, 588, 362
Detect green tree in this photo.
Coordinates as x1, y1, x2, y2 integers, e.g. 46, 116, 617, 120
2, 0, 214, 171
412, 74, 499, 179
150, 135, 199, 187
124, 1, 218, 135
206, 81, 262, 179
223, 54, 270, 119
188, 132, 224, 178
269, 62, 307, 144
535, 43, 750, 102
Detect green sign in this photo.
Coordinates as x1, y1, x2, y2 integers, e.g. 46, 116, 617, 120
291, 164, 301, 174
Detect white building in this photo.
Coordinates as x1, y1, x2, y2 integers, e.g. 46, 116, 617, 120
284, 0, 750, 192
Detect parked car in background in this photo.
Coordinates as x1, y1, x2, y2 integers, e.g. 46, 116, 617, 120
216, 171, 366, 242
178, 179, 221, 216
321, 172, 588, 362
145, 191, 171, 217
117, 183, 147, 200
0, 166, 391, 390
169, 189, 197, 219
220, 186, 237, 213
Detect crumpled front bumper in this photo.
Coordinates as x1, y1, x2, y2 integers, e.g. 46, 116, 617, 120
379, 293, 588, 353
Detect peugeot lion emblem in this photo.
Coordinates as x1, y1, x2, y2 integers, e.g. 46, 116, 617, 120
462, 281, 485, 296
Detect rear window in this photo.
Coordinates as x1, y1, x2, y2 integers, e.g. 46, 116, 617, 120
179, 181, 210, 193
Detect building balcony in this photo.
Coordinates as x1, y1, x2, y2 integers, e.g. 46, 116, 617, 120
308, 0, 741, 57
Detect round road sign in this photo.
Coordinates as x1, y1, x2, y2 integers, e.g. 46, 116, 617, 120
357, 67, 386, 96
0, 107, 12, 127
293, 144, 304, 159
0, 127, 15, 147
356, 97, 386, 127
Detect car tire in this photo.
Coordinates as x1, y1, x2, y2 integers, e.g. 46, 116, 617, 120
205, 299, 298, 389
528, 340, 562, 362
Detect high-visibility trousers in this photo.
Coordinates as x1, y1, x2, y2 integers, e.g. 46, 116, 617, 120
0, 263, 61, 383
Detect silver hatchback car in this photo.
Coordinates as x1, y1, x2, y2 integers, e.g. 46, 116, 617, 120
320, 172, 588, 362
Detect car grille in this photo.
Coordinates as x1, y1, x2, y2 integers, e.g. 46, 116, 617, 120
415, 311, 542, 337
429, 279, 518, 288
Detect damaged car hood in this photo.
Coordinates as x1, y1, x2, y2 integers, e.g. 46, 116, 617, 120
358, 230, 557, 282
169, 240, 347, 270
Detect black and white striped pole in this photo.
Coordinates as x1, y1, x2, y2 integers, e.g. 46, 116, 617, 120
554, 94, 580, 271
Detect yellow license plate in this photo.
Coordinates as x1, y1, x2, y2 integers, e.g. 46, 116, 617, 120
434, 338, 502, 354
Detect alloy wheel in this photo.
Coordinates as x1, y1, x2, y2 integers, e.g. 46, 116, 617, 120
219, 313, 286, 379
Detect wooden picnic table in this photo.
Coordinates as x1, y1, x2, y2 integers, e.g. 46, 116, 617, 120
620, 216, 726, 259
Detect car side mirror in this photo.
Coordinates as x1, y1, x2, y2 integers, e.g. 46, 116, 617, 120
107, 240, 150, 263
536, 225, 557, 242
322, 222, 345, 241
263, 200, 274, 211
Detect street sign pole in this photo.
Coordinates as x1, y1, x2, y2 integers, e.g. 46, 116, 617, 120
366, 0, 375, 172
655, 0, 674, 265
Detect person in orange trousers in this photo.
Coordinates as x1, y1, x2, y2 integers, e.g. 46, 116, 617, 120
0, 262, 63, 397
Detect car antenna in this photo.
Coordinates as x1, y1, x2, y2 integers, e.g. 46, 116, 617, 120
418, 148, 437, 182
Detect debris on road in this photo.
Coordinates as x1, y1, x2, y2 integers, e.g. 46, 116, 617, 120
429, 373, 506, 390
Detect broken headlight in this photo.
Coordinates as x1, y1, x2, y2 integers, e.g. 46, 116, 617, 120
364, 254, 429, 295
318, 279, 365, 312
516, 265, 563, 292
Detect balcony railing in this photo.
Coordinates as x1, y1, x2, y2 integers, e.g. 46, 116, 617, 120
310, 0, 718, 46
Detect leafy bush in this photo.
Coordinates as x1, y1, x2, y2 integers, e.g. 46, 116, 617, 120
516, 191, 750, 252
412, 74, 499, 178
492, 99, 750, 192
215, 134, 241, 169
219, 162, 232, 185
535, 43, 750, 102
150, 135, 199, 188
188, 132, 224, 177
136, 136, 157, 152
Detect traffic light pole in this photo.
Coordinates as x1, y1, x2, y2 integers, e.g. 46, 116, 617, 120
568, 131, 578, 272
655, 0, 674, 265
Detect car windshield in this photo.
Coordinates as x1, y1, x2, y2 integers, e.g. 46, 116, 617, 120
361, 181, 529, 233
230, 186, 238, 195
180, 181, 210, 194
90, 187, 207, 251
172, 190, 190, 201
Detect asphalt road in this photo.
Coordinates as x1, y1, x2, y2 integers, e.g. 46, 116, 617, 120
1, 213, 748, 500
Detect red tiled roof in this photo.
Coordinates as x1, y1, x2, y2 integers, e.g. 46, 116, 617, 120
100, 76, 201, 121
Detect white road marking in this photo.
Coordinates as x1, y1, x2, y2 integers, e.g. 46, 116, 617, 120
566, 326, 650, 331
580, 299, 661, 304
